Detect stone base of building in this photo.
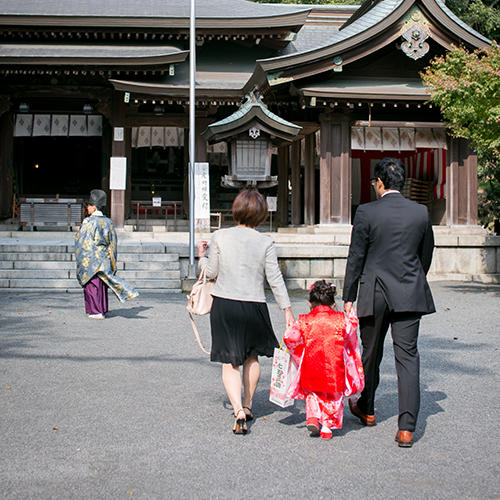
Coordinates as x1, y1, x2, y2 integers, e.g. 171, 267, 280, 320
1, 225, 499, 292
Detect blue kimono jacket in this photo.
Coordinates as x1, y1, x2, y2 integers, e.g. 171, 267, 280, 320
75, 213, 138, 303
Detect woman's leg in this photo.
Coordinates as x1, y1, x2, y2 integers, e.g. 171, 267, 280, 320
222, 363, 243, 414
242, 356, 260, 410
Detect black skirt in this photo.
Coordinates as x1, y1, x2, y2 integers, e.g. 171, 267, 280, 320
210, 296, 279, 366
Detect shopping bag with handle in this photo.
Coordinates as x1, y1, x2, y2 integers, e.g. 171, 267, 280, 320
269, 341, 297, 408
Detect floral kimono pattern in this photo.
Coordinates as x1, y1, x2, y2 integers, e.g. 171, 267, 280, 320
75, 214, 138, 303
283, 311, 364, 430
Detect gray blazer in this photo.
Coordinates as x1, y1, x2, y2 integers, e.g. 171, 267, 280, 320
198, 226, 291, 310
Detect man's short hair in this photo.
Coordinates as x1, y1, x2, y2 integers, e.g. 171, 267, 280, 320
374, 157, 406, 191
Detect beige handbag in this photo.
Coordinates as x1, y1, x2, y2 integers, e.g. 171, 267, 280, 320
186, 265, 215, 354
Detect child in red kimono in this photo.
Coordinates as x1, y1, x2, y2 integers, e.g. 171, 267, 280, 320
284, 280, 364, 440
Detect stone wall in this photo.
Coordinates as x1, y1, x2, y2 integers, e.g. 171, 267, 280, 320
179, 226, 500, 290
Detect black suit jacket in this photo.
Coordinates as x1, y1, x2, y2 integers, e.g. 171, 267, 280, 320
342, 192, 435, 318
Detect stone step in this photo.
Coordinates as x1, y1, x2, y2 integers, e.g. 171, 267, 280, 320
127, 279, 182, 289
0, 252, 74, 261
117, 244, 167, 253
123, 261, 179, 270
119, 253, 179, 262
0, 251, 181, 262
0, 270, 72, 279
1, 276, 183, 291
65, 270, 180, 280
0, 242, 183, 291
0, 260, 181, 271
2, 278, 80, 289
5, 261, 75, 270
0, 244, 73, 253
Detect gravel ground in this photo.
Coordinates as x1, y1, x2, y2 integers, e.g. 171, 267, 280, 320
1, 281, 499, 499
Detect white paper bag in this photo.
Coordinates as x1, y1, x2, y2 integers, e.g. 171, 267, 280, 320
269, 346, 297, 408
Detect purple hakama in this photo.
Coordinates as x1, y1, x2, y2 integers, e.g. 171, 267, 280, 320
84, 275, 109, 315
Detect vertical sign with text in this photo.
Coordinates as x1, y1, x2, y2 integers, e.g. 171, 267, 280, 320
194, 162, 210, 229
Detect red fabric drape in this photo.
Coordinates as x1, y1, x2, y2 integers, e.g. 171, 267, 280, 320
352, 148, 447, 205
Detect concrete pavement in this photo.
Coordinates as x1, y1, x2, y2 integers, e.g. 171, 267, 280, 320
1, 282, 499, 499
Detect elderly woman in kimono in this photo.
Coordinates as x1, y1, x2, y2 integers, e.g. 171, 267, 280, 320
75, 189, 138, 319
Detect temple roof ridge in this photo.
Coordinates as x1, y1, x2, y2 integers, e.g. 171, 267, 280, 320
0, 0, 311, 20
255, 0, 490, 75
202, 88, 301, 144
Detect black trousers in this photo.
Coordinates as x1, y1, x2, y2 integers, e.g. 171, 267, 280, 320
357, 283, 421, 432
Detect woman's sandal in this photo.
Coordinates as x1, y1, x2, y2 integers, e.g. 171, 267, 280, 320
233, 409, 247, 435
243, 406, 254, 421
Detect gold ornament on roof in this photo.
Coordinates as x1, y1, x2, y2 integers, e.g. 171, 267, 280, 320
400, 7, 431, 60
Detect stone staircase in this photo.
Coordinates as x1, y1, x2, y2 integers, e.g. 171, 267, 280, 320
0, 239, 182, 293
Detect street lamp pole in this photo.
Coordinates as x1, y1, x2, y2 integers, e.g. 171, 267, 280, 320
188, 0, 196, 278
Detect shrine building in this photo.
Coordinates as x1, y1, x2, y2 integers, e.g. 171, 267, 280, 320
0, 0, 491, 230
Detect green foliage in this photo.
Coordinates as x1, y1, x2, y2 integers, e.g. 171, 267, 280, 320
478, 150, 500, 226
446, 0, 500, 41
421, 43, 500, 153
422, 43, 500, 224
465, 0, 500, 41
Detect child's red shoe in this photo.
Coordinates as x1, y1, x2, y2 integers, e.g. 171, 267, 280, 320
320, 427, 333, 440
306, 417, 319, 434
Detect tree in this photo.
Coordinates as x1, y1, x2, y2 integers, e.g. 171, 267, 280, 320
421, 43, 500, 226
447, 0, 500, 41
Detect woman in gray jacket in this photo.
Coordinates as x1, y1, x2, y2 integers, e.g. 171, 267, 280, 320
198, 189, 295, 434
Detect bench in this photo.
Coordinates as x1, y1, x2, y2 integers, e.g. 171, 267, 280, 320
19, 197, 84, 231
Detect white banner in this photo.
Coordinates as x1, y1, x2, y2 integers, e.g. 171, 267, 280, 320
69, 115, 87, 136
151, 127, 165, 148
110, 157, 127, 190
87, 115, 103, 137
194, 162, 210, 229
14, 114, 33, 137
137, 127, 151, 148
32, 114, 51, 136
51, 115, 69, 136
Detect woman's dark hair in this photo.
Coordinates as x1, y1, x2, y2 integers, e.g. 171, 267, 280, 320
232, 189, 268, 228
373, 157, 406, 191
309, 280, 336, 307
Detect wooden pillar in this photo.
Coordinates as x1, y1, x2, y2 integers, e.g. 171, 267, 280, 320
0, 113, 13, 218
319, 113, 351, 224
304, 133, 315, 225
447, 137, 478, 225
110, 90, 126, 228
277, 145, 289, 226
125, 127, 133, 221
290, 140, 301, 225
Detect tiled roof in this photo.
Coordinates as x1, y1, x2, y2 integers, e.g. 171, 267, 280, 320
202, 93, 301, 143
0, 44, 187, 63
304, 0, 404, 51
0, 0, 309, 19
298, 77, 428, 100
257, 0, 490, 73
280, 25, 340, 56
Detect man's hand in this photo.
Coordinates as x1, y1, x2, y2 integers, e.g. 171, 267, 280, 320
344, 301, 353, 313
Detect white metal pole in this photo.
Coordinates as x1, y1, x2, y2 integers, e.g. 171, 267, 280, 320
188, 0, 196, 278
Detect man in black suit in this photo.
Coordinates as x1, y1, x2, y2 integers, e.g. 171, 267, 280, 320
343, 157, 435, 448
